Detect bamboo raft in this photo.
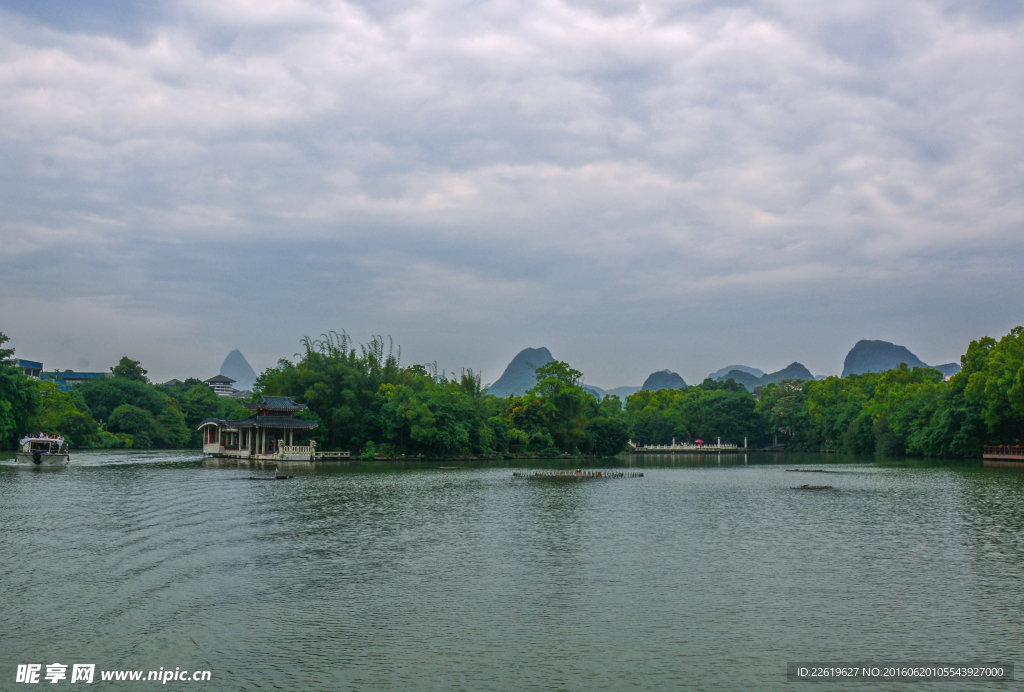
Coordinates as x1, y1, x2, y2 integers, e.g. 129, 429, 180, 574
512, 470, 643, 479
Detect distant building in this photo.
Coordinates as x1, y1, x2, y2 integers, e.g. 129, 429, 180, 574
17, 359, 43, 379
161, 379, 183, 387
204, 374, 238, 397
40, 370, 110, 392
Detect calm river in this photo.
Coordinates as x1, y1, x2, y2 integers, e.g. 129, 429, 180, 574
1, 452, 1022, 690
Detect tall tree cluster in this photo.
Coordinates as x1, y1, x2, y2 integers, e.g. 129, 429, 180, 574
4, 326, 1024, 457
257, 332, 631, 456
0, 344, 248, 450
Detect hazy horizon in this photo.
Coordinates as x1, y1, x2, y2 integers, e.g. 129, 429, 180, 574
2, 0, 1021, 388
3, 333, 977, 393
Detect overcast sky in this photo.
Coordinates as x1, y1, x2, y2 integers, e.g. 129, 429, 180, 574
1, 0, 1022, 388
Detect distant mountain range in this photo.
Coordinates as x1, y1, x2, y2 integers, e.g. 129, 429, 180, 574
603, 385, 643, 399
220, 349, 257, 391
487, 347, 554, 397
489, 348, 685, 399
487, 340, 961, 401
842, 340, 960, 378
641, 370, 687, 390
714, 362, 815, 392
708, 365, 764, 380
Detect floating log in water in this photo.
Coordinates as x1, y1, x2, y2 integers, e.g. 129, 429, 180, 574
793, 484, 832, 490
786, 469, 825, 472
512, 470, 643, 479
249, 475, 295, 481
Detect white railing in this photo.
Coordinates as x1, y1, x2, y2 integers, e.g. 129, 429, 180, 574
280, 445, 314, 455
628, 440, 740, 452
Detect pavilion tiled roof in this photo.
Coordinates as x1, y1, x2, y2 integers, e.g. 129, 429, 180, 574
204, 374, 236, 384
253, 415, 317, 429
197, 415, 318, 430
242, 396, 309, 412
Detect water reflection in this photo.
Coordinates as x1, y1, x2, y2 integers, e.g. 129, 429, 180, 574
1, 450, 1022, 691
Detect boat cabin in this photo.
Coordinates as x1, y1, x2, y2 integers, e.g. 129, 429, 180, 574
19, 436, 68, 455
199, 396, 319, 461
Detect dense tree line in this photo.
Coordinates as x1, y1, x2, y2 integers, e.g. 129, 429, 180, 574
755, 327, 1024, 456
0, 335, 247, 450
5, 326, 1024, 457
257, 332, 630, 457
626, 378, 765, 445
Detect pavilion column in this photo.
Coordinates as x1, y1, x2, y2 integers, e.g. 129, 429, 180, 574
289, 430, 293, 446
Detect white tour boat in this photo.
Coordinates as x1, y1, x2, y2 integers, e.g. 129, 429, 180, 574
15, 435, 70, 465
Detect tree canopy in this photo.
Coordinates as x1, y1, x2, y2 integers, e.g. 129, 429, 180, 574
0, 332, 41, 449
4, 325, 1024, 457
110, 356, 149, 382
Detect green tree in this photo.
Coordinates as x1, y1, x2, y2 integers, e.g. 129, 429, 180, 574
110, 356, 149, 382
182, 383, 222, 426
756, 379, 809, 441
31, 380, 99, 447
0, 332, 42, 449
962, 327, 1024, 443
626, 379, 765, 446
77, 377, 165, 422
107, 404, 156, 446
580, 395, 631, 456
155, 400, 191, 448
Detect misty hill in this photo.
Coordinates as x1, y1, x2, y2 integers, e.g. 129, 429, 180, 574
717, 362, 815, 392
708, 365, 764, 380
641, 370, 687, 391
220, 349, 257, 390
585, 370, 684, 400
932, 363, 961, 377
769, 362, 814, 382
717, 370, 762, 391
841, 340, 929, 377
582, 384, 642, 401
606, 385, 642, 399
487, 347, 554, 397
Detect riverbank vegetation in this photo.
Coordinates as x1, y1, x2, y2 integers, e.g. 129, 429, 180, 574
754, 328, 1024, 457
256, 332, 630, 458
0, 337, 248, 450
3, 327, 1024, 457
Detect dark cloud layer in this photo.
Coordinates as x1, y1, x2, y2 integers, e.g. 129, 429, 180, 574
1, 0, 1022, 386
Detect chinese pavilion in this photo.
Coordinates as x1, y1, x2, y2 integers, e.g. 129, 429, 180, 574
199, 396, 320, 461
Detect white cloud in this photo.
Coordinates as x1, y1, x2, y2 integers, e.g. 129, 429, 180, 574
0, 0, 1022, 383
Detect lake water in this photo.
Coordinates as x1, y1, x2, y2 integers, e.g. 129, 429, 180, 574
1, 451, 1022, 690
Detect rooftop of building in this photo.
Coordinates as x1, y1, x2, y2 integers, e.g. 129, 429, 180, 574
242, 396, 309, 412
198, 415, 318, 430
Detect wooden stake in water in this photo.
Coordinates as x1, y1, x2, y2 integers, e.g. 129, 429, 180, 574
512, 470, 643, 479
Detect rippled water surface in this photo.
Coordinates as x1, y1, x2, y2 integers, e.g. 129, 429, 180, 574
2, 451, 1023, 690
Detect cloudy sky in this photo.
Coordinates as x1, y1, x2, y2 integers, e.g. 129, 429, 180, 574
1, 0, 1022, 388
